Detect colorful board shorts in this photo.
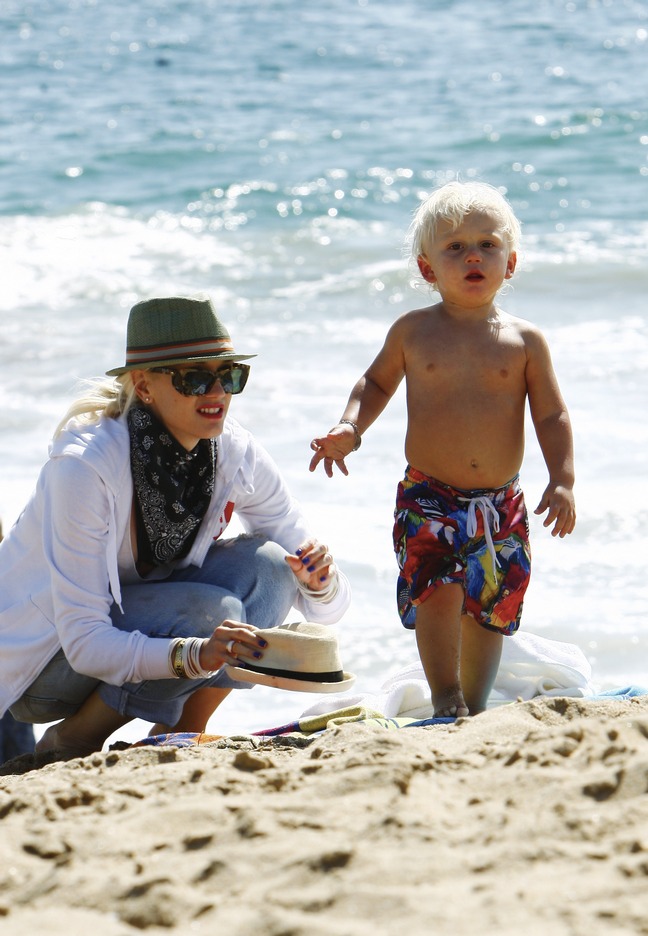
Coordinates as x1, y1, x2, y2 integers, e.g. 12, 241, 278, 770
393, 467, 531, 634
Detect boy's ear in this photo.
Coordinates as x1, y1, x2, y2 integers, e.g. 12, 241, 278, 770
505, 250, 517, 279
417, 255, 436, 284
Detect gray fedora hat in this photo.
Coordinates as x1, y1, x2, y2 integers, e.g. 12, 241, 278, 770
225, 621, 356, 693
106, 295, 256, 376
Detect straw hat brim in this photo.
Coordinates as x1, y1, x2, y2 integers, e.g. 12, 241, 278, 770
224, 663, 356, 693
106, 351, 257, 377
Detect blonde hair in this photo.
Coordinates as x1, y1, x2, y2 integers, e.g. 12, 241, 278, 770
53, 374, 139, 439
407, 180, 521, 280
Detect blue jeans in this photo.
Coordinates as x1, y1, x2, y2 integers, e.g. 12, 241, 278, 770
10, 535, 297, 726
0, 712, 35, 763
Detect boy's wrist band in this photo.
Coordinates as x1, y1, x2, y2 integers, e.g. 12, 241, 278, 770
338, 419, 362, 451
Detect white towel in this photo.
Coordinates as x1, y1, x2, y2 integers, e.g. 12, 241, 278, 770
489, 630, 594, 704
301, 631, 596, 720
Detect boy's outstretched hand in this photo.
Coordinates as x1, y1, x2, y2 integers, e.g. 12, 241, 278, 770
309, 424, 357, 478
534, 483, 576, 538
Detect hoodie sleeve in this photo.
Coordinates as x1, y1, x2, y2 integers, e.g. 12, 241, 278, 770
42, 456, 172, 683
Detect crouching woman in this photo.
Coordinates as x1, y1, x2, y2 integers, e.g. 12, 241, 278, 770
0, 295, 350, 756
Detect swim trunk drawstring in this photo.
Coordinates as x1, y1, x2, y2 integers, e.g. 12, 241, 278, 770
464, 496, 500, 580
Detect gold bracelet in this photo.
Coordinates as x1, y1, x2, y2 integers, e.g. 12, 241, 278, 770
172, 639, 188, 678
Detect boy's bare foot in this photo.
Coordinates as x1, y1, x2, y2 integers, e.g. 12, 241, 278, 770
433, 687, 470, 719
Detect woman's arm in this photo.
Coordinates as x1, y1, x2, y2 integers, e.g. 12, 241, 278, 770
44, 457, 172, 682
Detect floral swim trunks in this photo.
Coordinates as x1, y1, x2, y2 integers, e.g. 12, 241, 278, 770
393, 466, 531, 634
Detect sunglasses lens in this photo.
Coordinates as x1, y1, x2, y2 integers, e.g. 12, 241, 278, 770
172, 364, 250, 396
222, 365, 250, 394
172, 371, 216, 396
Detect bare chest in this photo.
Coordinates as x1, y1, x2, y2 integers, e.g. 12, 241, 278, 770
406, 325, 527, 395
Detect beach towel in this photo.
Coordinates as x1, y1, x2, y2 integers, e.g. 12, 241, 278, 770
300, 630, 598, 721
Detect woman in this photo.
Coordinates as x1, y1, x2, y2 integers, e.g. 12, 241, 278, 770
0, 295, 350, 755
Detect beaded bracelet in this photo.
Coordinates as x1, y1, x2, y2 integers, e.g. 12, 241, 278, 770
337, 419, 362, 452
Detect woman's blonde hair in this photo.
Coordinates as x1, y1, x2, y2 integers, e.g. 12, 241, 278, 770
53, 374, 139, 439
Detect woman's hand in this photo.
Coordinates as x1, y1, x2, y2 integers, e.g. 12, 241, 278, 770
285, 538, 337, 592
198, 620, 268, 672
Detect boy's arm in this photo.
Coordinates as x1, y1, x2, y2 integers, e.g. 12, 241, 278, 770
309, 323, 406, 477
309, 373, 394, 477
525, 328, 576, 538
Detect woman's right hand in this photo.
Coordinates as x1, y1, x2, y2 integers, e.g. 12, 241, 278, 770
198, 620, 268, 672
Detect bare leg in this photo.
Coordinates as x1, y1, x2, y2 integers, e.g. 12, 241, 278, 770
460, 614, 503, 714
35, 690, 131, 756
150, 686, 233, 735
415, 583, 470, 718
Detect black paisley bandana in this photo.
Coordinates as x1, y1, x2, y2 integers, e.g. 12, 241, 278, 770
128, 406, 216, 568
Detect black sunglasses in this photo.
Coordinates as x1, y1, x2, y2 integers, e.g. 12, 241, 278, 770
150, 363, 251, 396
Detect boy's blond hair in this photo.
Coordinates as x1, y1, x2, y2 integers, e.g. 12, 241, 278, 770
408, 180, 521, 271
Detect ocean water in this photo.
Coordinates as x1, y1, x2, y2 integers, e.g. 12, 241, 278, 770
1, 0, 647, 739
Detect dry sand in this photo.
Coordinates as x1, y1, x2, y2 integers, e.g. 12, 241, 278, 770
1, 695, 647, 936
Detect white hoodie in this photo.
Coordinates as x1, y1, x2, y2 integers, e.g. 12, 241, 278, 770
0, 414, 350, 716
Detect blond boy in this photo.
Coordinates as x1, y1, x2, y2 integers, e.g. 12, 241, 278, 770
310, 181, 575, 718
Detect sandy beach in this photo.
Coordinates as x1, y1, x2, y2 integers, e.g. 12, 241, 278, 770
1, 695, 647, 935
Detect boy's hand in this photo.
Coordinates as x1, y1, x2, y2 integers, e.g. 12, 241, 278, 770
534, 484, 576, 538
309, 425, 357, 477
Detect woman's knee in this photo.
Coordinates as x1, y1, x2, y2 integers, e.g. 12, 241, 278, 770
202, 534, 294, 599
185, 589, 246, 637
212, 534, 288, 577
253, 538, 294, 586
192, 539, 295, 631
238, 539, 297, 629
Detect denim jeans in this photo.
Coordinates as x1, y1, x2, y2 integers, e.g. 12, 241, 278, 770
10, 535, 297, 726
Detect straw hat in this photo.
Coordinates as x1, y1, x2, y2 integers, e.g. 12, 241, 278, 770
225, 621, 356, 693
106, 295, 256, 376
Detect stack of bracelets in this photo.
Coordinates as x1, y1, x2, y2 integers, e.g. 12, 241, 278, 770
168, 637, 215, 679
295, 572, 339, 603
